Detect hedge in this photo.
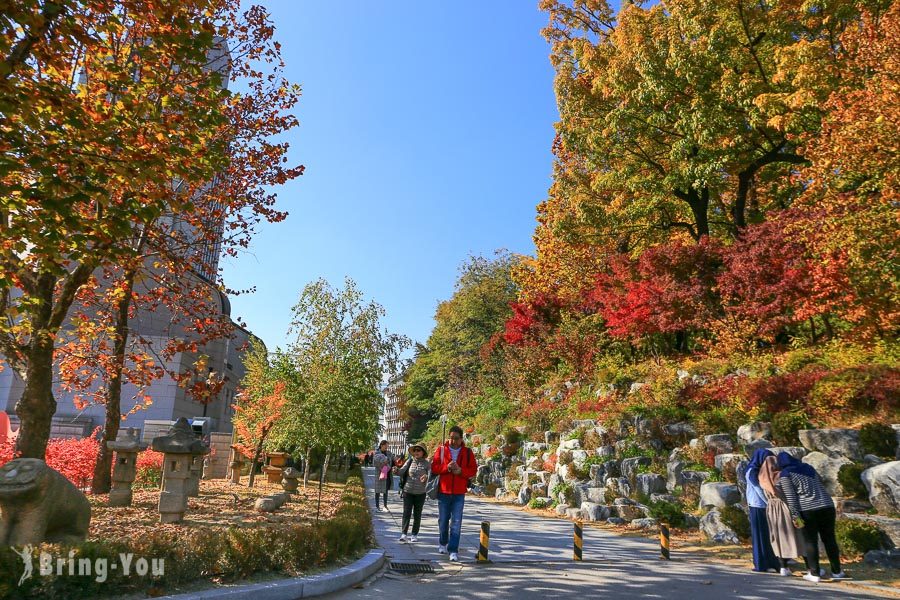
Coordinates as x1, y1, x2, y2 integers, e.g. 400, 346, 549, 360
0, 471, 371, 599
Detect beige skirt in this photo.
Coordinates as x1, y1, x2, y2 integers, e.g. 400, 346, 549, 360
767, 497, 804, 559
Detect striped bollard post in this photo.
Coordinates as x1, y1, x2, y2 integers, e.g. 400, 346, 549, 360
477, 520, 490, 562
573, 519, 583, 561
659, 521, 670, 560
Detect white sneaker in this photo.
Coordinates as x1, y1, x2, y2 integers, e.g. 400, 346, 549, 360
803, 573, 821, 583
449, 552, 459, 562
409, 535, 418, 542
779, 568, 791, 577
438, 544, 448, 554
398, 534, 407, 542
831, 571, 847, 580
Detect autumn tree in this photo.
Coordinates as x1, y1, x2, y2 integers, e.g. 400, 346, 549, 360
233, 341, 288, 488
0, 1, 301, 460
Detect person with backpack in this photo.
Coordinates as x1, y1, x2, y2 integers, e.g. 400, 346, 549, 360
777, 451, 846, 582
431, 425, 477, 562
372, 440, 395, 512
397, 443, 430, 542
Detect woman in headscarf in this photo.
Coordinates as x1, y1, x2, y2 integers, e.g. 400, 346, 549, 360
745, 448, 779, 572
777, 451, 845, 583
759, 454, 805, 576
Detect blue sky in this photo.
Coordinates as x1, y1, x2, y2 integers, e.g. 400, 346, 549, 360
221, 1, 560, 351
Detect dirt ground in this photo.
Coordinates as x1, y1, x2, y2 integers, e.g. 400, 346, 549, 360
480, 496, 900, 590
88, 476, 346, 543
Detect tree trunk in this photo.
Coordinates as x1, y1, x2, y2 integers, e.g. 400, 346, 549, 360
303, 446, 311, 488
322, 448, 331, 483
91, 269, 137, 494
14, 275, 58, 459
248, 438, 265, 488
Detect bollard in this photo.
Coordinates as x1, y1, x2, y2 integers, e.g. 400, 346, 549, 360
659, 521, 670, 560
573, 519, 583, 561
477, 520, 491, 562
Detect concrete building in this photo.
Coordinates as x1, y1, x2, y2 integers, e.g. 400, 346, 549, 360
382, 378, 407, 456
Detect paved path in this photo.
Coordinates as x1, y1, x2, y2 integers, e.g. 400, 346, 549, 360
319, 468, 891, 600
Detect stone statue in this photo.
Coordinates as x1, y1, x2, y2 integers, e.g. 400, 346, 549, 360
0, 458, 91, 545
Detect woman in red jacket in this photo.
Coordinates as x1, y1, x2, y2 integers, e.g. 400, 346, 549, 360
431, 425, 477, 561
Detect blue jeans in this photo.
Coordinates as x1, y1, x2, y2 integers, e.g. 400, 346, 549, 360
437, 492, 466, 553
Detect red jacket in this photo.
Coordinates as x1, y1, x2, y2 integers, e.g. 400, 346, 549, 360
431, 441, 477, 495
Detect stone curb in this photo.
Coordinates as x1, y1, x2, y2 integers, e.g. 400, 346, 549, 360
155, 549, 386, 599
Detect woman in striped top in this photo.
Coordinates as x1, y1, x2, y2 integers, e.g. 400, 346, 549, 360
777, 451, 845, 583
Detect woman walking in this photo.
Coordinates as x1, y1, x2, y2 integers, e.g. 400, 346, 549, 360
745, 448, 780, 573
759, 454, 806, 576
397, 443, 431, 542
777, 451, 846, 583
372, 440, 395, 512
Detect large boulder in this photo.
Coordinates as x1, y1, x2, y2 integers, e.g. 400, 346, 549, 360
476, 464, 492, 484
589, 463, 606, 485
631, 518, 658, 530
517, 484, 532, 506
580, 502, 610, 522
559, 438, 582, 452
596, 445, 616, 459
635, 473, 667, 497
663, 422, 696, 439
585, 486, 607, 504
525, 456, 544, 471
603, 460, 621, 479
605, 477, 632, 499
621, 456, 652, 482
704, 434, 734, 455
744, 439, 775, 454
570, 449, 589, 469
802, 451, 853, 497
612, 503, 644, 521
799, 428, 863, 461
861, 461, 900, 515
769, 446, 808, 460
714, 453, 745, 475
699, 482, 742, 509
737, 422, 771, 444
667, 449, 687, 491
572, 482, 593, 506
700, 509, 740, 544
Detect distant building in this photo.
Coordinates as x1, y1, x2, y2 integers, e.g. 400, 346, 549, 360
382, 378, 407, 456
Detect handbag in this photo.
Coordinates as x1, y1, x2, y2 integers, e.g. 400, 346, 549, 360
379, 465, 389, 480
426, 446, 444, 500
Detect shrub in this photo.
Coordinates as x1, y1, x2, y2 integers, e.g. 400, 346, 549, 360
837, 463, 869, 499
507, 480, 523, 494
551, 481, 574, 504
647, 499, 686, 528
859, 422, 897, 458
770, 411, 811, 446
835, 519, 886, 556
135, 449, 164, 489
528, 497, 550, 509
719, 505, 751, 542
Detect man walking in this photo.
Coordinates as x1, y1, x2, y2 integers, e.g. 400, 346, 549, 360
431, 425, 477, 562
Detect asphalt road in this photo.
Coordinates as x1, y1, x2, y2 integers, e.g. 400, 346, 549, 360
320, 468, 891, 600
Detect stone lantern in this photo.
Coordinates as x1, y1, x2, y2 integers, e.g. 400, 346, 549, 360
151, 418, 209, 523
281, 467, 300, 493
186, 454, 205, 497
228, 446, 243, 484
107, 427, 145, 507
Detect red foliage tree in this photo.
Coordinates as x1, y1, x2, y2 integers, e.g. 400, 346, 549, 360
232, 381, 288, 488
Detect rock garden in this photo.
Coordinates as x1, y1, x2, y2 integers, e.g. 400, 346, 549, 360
469, 416, 900, 583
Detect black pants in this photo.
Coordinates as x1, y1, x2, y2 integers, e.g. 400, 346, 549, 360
800, 506, 841, 574
375, 489, 388, 508
402, 492, 426, 535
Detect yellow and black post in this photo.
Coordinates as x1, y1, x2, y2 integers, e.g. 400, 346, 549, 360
573, 519, 583, 561
659, 521, 670, 560
477, 520, 491, 562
